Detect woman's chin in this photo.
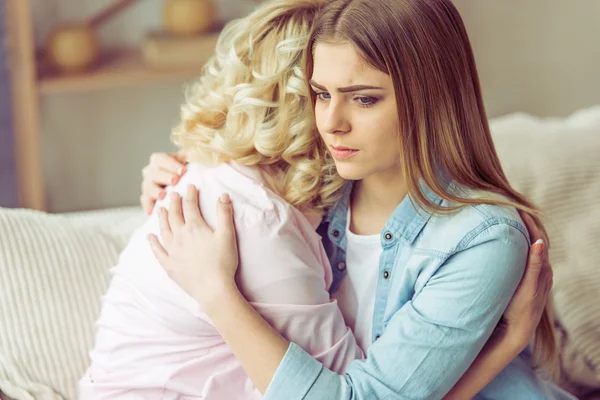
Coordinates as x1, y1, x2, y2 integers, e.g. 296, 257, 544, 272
334, 163, 366, 181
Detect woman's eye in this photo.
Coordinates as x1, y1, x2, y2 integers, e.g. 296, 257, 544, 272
316, 92, 331, 101
356, 96, 377, 107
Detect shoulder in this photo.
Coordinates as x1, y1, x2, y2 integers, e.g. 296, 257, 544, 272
176, 162, 304, 236
414, 196, 530, 300
419, 190, 530, 260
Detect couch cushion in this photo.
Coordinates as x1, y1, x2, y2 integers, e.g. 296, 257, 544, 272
0, 207, 144, 400
490, 106, 600, 395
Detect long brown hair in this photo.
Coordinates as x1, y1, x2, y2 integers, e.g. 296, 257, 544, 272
304, 0, 557, 374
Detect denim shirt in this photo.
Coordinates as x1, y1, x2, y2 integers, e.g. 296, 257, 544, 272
264, 182, 576, 400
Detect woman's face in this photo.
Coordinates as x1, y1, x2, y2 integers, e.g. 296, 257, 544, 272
311, 41, 401, 182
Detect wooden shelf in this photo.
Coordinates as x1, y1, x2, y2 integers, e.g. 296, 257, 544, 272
38, 48, 206, 94
8, 0, 221, 209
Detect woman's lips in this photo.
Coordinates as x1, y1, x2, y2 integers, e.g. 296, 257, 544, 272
330, 146, 359, 160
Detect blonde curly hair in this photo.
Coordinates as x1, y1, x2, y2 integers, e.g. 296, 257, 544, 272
172, 0, 344, 213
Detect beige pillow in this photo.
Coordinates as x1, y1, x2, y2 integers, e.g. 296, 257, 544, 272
490, 107, 600, 395
0, 207, 143, 400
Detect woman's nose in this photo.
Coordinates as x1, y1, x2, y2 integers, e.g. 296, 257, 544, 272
322, 102, 351, 135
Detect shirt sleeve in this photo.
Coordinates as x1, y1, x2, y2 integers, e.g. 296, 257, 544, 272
234, 205, 365, 375
263, 223, 529, 400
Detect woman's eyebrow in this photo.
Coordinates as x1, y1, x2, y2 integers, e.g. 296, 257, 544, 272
309, 79, 384, 93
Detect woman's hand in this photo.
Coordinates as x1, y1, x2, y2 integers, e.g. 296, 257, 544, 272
141, 152, 187, 215
497, 212, 554, 350
147, 185, 240, 308
149, 185, 292, 393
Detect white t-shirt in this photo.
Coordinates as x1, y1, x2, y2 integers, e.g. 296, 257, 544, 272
332, 214, 383, 352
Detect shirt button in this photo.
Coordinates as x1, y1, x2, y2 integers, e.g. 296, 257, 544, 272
332, 229, 340, 238
384, 232, 393, 241
383, 271, 390, 279
337, 261, 346, 271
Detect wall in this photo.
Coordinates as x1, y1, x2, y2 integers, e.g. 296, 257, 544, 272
32, 0, 256, 212
454, 0, 600, 118
0, 1, 17, 207
33, 0, 600, 212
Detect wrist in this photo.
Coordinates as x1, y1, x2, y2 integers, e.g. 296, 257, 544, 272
493, 325, 530, 356
198, 280, 241, 315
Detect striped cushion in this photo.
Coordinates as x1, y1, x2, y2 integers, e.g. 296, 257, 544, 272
0, 207, 143, 400
491, 107, 600, 395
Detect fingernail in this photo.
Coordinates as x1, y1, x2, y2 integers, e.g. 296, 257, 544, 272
158, 191, 166, 200
534, 239, 544, 255
171, 192, 179, 200
220, 193, 231, 204
178, 167, 186, 176
171, 176, 180, 185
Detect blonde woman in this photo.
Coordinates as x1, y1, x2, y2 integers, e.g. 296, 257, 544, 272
148, 0, 576, 399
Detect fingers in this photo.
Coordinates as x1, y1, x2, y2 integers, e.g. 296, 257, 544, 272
216, 193, 236, 240
539, 253, 554, 296
140, 195, 155, 215
169, 193, 185, 230
161, 188, 234, 240
523, 239, 545, 289
150, 152, 187, 176
147, 233, 169, 265
143, 165, 178, 187
157, 207, 173, 244
156, 169, 183, 187
183, 185, 209, 230
142, 190, 166, 215
142, 151, 186, 213
142, 180, 167, 200
519, 211, 543, 243
174, 151, 188, 164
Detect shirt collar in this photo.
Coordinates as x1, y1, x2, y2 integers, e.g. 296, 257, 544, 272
325, 177, 449, 246
324, 181, 353, 225
384, 180, 445, 245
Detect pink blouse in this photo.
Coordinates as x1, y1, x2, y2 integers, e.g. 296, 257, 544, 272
79, 162, 362, 399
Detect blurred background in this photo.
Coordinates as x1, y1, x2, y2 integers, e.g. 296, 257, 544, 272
1, 0, 599, 212
1, 0, 258, 212
0, 1, 599, 400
